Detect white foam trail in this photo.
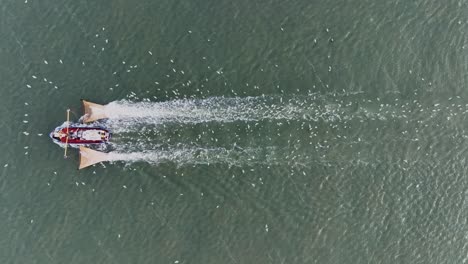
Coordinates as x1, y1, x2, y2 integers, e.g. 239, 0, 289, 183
104, 97, 304, 123
82, 96, 411, 168
96, 96, 393, 133
106, 146, 277, 167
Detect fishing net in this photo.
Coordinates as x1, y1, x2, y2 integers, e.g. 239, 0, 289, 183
82, 100, 107, 123
79, 146, 109, 169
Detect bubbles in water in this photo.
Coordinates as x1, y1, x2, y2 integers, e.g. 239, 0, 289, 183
76, 94, 419, 168
106, 146, 278, 167
102, 96, 392, 134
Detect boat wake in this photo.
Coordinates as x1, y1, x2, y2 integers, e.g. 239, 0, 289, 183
100, 96, 397, 133
79, 95, 409, 169
104, 146, 280, 167
74, 94, 468, 169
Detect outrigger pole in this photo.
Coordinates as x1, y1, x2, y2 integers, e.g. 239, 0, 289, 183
64, 109, 70, 158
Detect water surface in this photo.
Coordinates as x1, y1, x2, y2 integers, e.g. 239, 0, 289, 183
1, 0, 468, 263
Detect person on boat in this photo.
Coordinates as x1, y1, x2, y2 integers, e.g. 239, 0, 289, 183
52, 130, 65, 141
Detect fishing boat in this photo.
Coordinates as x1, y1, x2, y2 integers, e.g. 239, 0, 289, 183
50, 100, 112, 170
50, 124, 111, 147
50, 99, 111, 148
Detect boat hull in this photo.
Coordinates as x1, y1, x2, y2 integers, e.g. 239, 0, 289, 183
50, 124, 111, 148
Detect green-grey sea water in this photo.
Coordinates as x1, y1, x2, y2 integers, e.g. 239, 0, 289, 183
2, 0, 468, 263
